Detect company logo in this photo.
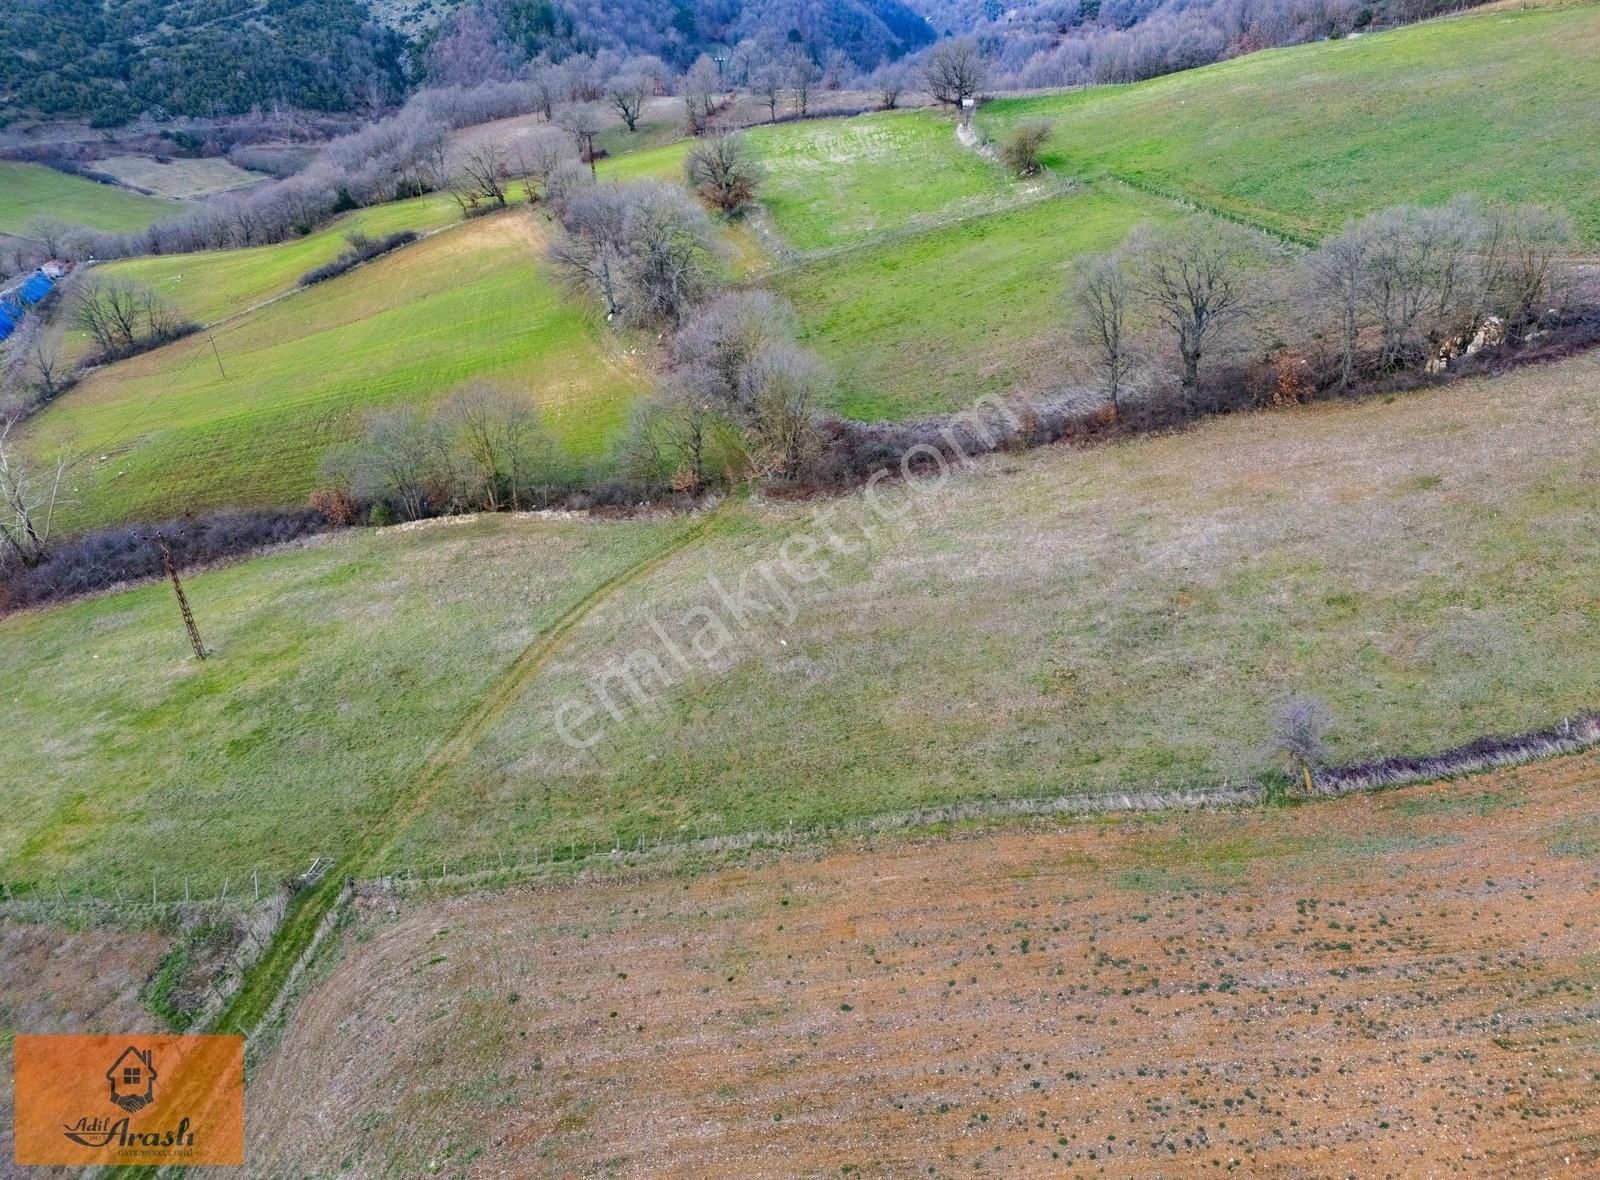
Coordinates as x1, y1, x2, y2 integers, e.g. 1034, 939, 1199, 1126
12, 1034, 244, 1167
106, 1045, 158, 1113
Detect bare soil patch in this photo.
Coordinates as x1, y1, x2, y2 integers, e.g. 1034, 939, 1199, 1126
250, 754, 1600, 1177
0, 921, 171, 1179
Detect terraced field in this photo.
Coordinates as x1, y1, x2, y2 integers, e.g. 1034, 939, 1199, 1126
978, 2, 1600, 242
92, 155, 269, 199
742, 109, 1027, 253
24, 213, 646, 531
388, 348, 1600, 867
774, 183, 1180, 418
0, 162, 179, 236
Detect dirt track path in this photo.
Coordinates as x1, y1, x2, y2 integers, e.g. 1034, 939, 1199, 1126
97, 506, 726, 1180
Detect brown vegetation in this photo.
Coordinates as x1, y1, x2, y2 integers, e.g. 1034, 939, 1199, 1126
249, 753, 1600, 1177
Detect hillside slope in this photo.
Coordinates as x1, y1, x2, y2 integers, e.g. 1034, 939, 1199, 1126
0, 162, 178, 237
24, 212, 644, 531
979, 3, 1600, 242
6, 351, 1598, 894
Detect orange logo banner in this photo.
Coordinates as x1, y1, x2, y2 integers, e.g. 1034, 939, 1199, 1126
12, 1034, 244, 1167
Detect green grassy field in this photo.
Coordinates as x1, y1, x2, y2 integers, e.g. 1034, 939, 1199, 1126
743, 110, 1026, 253
98, 194, 463, 327
978, 3, 1600, 243
24, 213, 645, 531
0, 514, 684, 894
0, 163, 179, 237
8, 350, 1599, 893
774, 183, 1180, 418
386, 350, 1600, 865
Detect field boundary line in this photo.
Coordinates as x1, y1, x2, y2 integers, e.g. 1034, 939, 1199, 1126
372, 709, 1600, 897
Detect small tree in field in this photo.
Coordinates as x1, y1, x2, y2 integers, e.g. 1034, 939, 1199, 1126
999, 119, 1053, 176
750, 61, 784, 121
1271, 694, 1332, 795
785, 47, 821, 116
875, 64, 908, 110
685, 131, 763, 214
449, 141, 509, 211
682, 56, 722, 135
559, 104, 606, 178
0, 418, 67, 569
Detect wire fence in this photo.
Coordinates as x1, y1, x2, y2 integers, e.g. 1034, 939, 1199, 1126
0, 861, 325, 927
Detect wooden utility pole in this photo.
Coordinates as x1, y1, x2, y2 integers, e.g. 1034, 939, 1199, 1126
156, 533, 207, 660
208, 333, 227, 379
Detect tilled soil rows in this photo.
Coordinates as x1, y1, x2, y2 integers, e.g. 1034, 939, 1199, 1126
249, 753, 1600, 1178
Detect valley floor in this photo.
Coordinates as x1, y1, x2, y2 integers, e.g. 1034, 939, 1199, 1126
245, 751, 1600, 1178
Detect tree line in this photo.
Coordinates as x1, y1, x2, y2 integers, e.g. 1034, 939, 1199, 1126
1065, 198, 1573, 422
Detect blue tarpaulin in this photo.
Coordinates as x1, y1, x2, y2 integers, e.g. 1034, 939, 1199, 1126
0, 268, 57, 341
18, 272, 54, 305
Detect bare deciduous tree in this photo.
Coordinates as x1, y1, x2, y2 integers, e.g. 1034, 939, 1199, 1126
0, 418, 68, 569
682, 55, 723, 135
617, 183, 723, 326
751, 61, 784, 121
1480, 202, 1572, 330
1270, 694, 1332, 794
73, 277, 187, 361
742, 341, 826, 480
606, 72, 650, 132
876, 64, 908, 110
548, 185, 631, 318
926, 38, 988, 109
785, 48, 821, 117
550, 183, 722, 326
24, 217, 70, 257
449, 141, 509, 211
322, 407, 440, 521
684, 131, 763, 214
1069, 251, 1137, 415
437, 382, 556, 511
670, 290, 800, 417
559, 103, 606, 178
623, 371, 728, 490
510, 130, 572, 202
1130, 221, 1255, 408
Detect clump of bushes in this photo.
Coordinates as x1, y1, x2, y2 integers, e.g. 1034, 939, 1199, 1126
684, 132, 764, 215
297, 230, 419, 287
73, 277, 198, 365
999, 119, 1054, 176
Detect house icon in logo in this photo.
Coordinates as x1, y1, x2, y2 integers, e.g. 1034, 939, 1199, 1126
106, 1046, 157, 1113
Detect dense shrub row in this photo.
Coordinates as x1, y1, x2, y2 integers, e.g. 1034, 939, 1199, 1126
298, 231, 419, 287
0, 509, 336, 614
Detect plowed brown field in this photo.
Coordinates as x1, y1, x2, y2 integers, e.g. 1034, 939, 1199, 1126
250, 755, 1600, 1178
